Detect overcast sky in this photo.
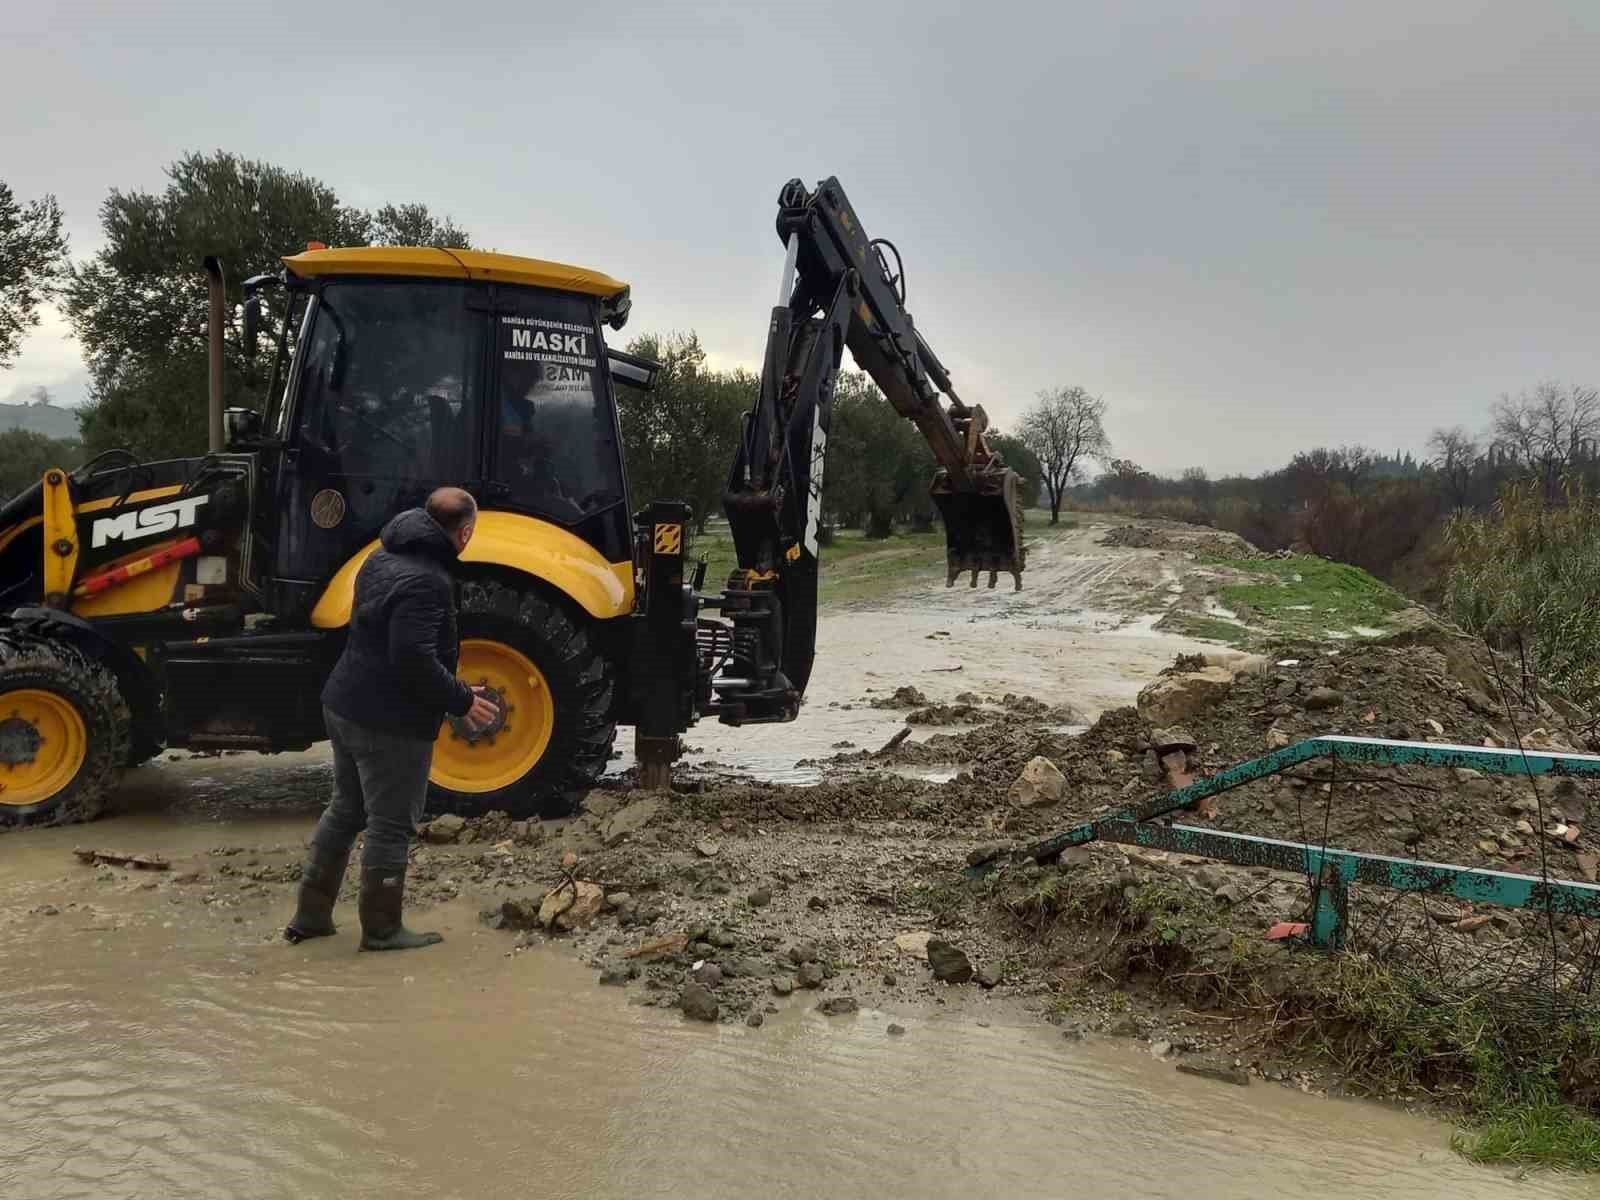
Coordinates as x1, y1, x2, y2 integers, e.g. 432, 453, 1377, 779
4, 1, 1597, 475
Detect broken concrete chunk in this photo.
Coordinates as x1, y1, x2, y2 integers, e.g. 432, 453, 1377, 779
1148, 727, 1198, 753
538, 880, 605, 931
1008, 756, 1066, 808
1136, 667, 1236, 726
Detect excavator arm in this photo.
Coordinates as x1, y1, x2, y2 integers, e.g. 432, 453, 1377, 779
709, 176, 1025, 727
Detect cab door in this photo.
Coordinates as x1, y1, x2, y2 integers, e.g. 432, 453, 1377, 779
274, 279, 485, 611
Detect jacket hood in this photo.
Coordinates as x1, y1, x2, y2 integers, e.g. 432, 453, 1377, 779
380, 508, 459, 561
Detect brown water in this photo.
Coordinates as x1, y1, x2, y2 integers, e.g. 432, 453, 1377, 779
1, 821, 1587, 1200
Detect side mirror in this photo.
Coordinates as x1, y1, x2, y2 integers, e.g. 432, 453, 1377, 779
223, 406, 263, 449
241, 295, 261, 361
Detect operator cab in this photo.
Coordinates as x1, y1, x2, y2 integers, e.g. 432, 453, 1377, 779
250, 247, 636, 615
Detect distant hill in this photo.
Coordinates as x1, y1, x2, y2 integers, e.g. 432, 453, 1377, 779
0, 404, 80, 441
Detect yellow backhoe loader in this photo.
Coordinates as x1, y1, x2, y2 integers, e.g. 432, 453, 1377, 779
0, 176, 1024, 828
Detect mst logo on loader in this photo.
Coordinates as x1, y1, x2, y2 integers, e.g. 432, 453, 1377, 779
90, 495, 208, 549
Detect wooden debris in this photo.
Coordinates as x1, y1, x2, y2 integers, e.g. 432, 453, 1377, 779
623, 933, 689, 960
874, 728, 912, 757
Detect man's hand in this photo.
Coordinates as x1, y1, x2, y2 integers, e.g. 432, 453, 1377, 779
465, 686, 500, 732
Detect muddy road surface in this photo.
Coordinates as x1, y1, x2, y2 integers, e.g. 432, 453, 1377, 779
1, 517, 1573, 1198
635, 518, 1220, 782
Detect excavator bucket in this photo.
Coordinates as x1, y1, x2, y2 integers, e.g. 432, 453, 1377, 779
931, 464, 1026, 591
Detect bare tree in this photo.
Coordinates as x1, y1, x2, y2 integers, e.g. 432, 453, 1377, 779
1491, 383, 1600, 500
1426, 425, 1479, 511
1180, 465, 1211, 501
1019, 386, 1110, 523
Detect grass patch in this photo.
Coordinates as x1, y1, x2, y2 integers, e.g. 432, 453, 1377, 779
1212, 554, 1407, 639
898, 876, 972, 925
1277, 952, 1600, 1171
1455, 1100, 1600, 1171
999, 862, 1600, 1170
1155, 611, 1254, 648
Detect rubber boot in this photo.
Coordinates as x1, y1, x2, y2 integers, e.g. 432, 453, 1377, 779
283, 842, 351, 943
358, 865, 443, 952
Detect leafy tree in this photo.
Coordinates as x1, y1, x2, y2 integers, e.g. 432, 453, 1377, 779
825, 372, 931, 538
1100, 457, 1154, 501
0, 181, 69, 370
615, 331, 752, 533
0, 430, 82, 501
1019, 386, 1109, 523
65, 151, 472, 460
367, 203, 472, 248
76, 353, 216, 462
987, 430, 1042, 510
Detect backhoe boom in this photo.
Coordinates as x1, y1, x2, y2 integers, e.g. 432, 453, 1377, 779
707, 176, 1025, 729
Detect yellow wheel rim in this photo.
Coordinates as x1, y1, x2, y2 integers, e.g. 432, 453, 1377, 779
430, 640, 555, 795
0, 688, 88, 807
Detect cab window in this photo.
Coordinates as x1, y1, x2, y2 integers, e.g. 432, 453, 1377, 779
491, 290, 625, 524
295, 281, 481, 483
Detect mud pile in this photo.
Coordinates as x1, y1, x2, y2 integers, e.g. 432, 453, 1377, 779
1096, 524, 1259, 558
806, 626, 1599, 881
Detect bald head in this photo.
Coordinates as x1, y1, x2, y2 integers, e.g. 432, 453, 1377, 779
426, 487, 477, 550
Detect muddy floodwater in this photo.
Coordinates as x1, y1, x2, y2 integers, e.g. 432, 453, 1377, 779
1, 836, 1585, 1200
0, 518, 1584, 1197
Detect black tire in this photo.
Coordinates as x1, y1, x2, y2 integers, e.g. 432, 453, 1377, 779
425, 580, 615, 820
0, 634, 130, 830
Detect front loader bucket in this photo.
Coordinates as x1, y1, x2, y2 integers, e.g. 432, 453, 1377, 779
931, 465, 1026, 591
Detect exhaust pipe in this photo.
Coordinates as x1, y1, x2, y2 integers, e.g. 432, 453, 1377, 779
203, 255, 225, 454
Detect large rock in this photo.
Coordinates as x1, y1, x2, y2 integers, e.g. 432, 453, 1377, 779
497, 896, 544, 930
538, 880, 606, 931
1008, 756, 1066, 808
1136, 667, 1237, 726
1177, 1057, 1250, 1087
926, 938, 974, 984
680, 982, 719, 1022
421, 813, 466, 844
600, 796, 665, 846
581, 792, 625, 819
1303, 686, 1344, 711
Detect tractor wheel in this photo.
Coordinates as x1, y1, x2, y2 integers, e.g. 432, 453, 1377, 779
426, 581, 615, 820
0, 634, 130, 830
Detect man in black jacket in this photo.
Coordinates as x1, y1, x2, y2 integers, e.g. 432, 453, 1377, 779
285, 487, 498, 951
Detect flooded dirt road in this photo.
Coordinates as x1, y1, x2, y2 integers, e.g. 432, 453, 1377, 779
2, 517, 1574, 1197
633, 519, 1218, 783
1, 824, 1584, 1200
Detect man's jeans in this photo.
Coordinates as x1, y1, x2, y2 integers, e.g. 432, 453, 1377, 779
311, 707, 436, 868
